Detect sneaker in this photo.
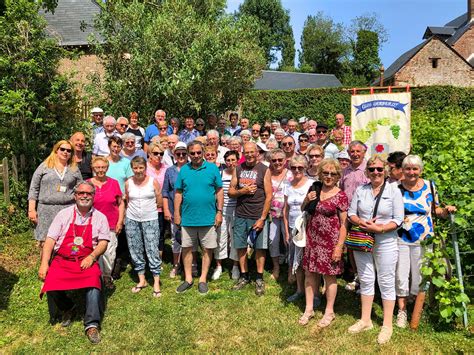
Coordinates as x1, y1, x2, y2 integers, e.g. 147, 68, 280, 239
287, 292, 304, 303
211, 266, 222, 280
396, 309, 408, 328
231, 265, 240, 280
86, 327, 101, 344
313, 296, 321, 310
192, 264, 198, 278
232, 277, 250, 291
348, 320, 373, 334
176, 281, 194, 294
169, 264, 180, 278
198, 282, 209, 295
255, 279, 265, 296
377, 326, 393, 345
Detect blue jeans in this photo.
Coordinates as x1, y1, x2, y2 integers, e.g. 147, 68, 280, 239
125, 218, 162, 276
47, 288, 102, 330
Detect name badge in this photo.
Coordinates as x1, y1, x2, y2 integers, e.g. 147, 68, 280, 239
57, 185, 67, 193
74, 237, 84, 246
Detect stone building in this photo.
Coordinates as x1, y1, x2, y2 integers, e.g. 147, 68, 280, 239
379, 0, 473, 87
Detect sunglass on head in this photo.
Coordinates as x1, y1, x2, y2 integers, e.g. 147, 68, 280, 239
290, 166, 305, 172
58, 147, 72, 153
189, 151, 202, 156
151, 151, 164, 157
322, 171, 338, 177
309, 154, 322, 159
271, 158, 284, 163
175, 152, 187, 157
281, 142, 293, 147
368, 167, 384, 173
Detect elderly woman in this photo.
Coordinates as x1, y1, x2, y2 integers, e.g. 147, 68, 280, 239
125, 157, 163, 297
146, 142, 169, 256
274, 128, 286, 147
347, 157, 404, 344
395, 155, 456, 328
268, 149, 291, 280
170, 117, 180, 135
283, 155, 314, 302
265, 138, 278, 151
28, 140, 83, 246
127, 112, 145, 150
239, 129, 251, 143
120, 132, 147, 160
259, 127, 271, 145
88, 156, 125, 289
305, 144, 324, 179
332, 129, 346, 151
299, 159, 348, 327
106, 136, 134, 194
70, 132, 93, 179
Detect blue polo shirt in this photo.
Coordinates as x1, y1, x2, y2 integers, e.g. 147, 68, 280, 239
175, 161, 223, 227
144, 124, 173, 143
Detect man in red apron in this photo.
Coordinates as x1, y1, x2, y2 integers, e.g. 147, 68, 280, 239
39, 181, 110, 344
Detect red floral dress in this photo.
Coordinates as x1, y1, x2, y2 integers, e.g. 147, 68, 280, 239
303, 190, 348, 275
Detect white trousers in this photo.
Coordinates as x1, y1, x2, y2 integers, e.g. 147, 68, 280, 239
353, 236, 398, 301
215, 214, 238, 261
396, 243, 424, 297
99, 231, 118, 279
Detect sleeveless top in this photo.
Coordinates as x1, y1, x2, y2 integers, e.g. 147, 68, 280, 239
235, 162, 268, 219
126, 177, 158, 222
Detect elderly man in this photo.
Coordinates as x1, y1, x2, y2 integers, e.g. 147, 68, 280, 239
206, 112, 218, 130
179, 116, 201, 144
307, 119, 318, 130
174, 141, 224, 294
39, 181, 110, 344
251, 123, 261, 142
298, 117, 308, 132
115, 117, 129, 137
71, 132, 93, 179
163, 134, 179, 166
144, 109, 172, 151
233, 116, 249, 136
307, 128, 317, 144
287, 119, 300, 143
228, 142, 272, 296
315, 122, 339, 159
91, 107, 104, 138
93, 115, 118, 157
207, 130, 228, 164
332, 113, 352, 146
270, 120, 280, 135
281, 135, 296, 164
226, 112, 241, 136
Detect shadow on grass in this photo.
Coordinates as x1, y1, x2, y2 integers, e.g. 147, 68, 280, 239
0, 266, 19, 310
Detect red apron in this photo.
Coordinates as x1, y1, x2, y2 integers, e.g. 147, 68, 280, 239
41, 210, 102, 295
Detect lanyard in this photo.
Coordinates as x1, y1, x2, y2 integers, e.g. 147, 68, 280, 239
54, 166, 67, 182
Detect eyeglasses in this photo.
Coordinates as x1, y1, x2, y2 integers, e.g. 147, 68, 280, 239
189, 151, 202, 156
252, 130, 260, 133
196, 123, 204, 127
271, 158, 284, 163
58, 147, 72, 153
368, 167, 384, 173
125, 141, 135, 145
322, 171, 338, 177
308, 134, 316, 137
176, 152, 187, 157
159, 127, 167, 130
316, 130, 327, 134
309, 154, 322, 159
281, 142, 293, 147
151, 151, 164, 157
299, 139, 308, 143
118, 124, 128, 128
290, 166, 305, 172
75, 191, 93, 196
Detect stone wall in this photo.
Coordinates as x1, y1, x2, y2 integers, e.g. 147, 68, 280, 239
395, 38, 473, 87
452, 26, 474, 63
58, 53, 105, 95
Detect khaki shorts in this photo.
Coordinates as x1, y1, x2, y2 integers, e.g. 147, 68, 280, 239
181, 226, 218, 250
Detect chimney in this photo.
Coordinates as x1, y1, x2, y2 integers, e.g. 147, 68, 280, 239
469, 0, 474, 22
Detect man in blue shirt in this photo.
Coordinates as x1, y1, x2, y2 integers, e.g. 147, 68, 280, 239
174, 141, 223, 294
178, 116, 201, 144
144, 109, 173, 151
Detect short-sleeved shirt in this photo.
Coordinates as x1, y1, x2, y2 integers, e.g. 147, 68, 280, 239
398, 179, 440, 244
120, 149, 147, 161
88, 177, 122, 229
47, 205, 110, 252
341, 160, 369, 203
144, 124, 173, 143
270, 171, 291, 219
178, 129, 201, 144
93, 131, 116, 156
146, 162, 168, 212
127, 126, 145, 149
106, 158, 134, 193
175, 161, 222, 227
162, 165, 180, 216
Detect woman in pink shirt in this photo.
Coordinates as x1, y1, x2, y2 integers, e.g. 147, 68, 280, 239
88, 156, 125, 289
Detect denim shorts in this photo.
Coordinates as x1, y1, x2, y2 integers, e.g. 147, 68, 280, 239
233, 217, 268, 250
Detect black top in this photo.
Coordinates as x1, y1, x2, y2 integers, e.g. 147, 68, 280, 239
78, 151, 93, 179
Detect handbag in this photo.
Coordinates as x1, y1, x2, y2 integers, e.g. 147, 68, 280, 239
345, 180, 386, 252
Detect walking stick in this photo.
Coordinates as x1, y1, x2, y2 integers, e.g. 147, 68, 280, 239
410, 288, 426, 330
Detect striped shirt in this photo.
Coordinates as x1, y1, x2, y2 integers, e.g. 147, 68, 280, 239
222, 169, 237, 215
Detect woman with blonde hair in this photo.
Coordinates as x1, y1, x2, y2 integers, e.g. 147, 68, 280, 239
28, 140, 83, 246
305, 144, 324, 179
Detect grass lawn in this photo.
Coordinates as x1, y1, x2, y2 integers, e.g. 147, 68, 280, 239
1, 231, 473, 353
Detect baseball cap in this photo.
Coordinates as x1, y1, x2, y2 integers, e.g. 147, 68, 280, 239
317, 122, 329, 130
91, 107, 103, 114
256, 142, 268, 152
336, 150, 350, 161
173, 142, 187, 152
298, 116, 307, 123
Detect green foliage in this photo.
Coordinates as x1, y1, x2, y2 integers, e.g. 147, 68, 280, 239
0, 0, 80, 167
91, 0, 265, 118
0, 178, 30, 238
238, 0, 294, 68
348, 30, 381, 85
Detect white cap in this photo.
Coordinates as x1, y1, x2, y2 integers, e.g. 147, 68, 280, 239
173, 142, 187, 152
336, 150, 350, 161
256, 142, 268, 152
91, 107, 104, 114
298, 116, 307, 123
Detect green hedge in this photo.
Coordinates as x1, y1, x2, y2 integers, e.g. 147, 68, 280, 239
242, 86, 474, 123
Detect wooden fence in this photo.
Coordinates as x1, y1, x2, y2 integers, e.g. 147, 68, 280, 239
0, 155, 26, 205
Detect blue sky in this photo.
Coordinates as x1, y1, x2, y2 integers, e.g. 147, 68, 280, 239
226, 0, 467, 69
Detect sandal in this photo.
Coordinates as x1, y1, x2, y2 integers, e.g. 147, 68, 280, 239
317, 313, 335, 328
298, 310, 315, 326
152, 290, 162, 298
131, 284, 148, 293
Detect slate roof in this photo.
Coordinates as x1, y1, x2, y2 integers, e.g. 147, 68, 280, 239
40, 0, 102, 47
253, 70, 341, 90
381, 41, 429, 82
423, 26, 456, 39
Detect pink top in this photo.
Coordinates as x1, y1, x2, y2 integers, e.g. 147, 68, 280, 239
146, 162, 168, 212
340, 160, 369, 203
88, 177, 122, 229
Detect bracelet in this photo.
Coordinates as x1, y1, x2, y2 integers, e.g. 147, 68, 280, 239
89, 254, 96, 262
381, 227, 385, 234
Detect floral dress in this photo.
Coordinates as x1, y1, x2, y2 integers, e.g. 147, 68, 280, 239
303, 190, 348, 275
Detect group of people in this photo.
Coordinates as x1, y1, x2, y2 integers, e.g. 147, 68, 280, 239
30, 108, 455, 345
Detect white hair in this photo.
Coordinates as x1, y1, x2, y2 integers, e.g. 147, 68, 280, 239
103, 115, 116, 125
240, 129, 251, 137
206, 129, 220, 138
402, 154, 424, 172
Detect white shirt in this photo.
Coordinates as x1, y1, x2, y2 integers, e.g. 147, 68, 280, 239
93, 131, 117, 156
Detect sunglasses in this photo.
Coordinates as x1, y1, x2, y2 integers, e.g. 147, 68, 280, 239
176, 152, 187, 157
196, 124, 204, 127
118, 124, 128, 127
260, 134, 269, 137
281, 142, 293, 147
299, 139, 308, 143
189, 151, 202, 156
309, 154, 322, 159
151, 151, 164, 157
322, 171, 338, 177
125, 141, 135, 145
159, 127, 167, 130
317, 130, 327, 134
252, 130, 260, 133
75, 191, 93, 196
271, 158, 284, 163
290, 166, 305, 172
368, 167, 384, 173
58, 147, 72, 153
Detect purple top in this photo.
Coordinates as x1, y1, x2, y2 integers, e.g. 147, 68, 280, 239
340, 160, 369, 204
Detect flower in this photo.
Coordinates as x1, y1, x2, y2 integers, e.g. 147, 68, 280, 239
375, 144, 385, 153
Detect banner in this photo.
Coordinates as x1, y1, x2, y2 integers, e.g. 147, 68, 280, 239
351, 92, 411, 158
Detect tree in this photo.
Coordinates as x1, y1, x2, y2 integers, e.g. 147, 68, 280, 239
298, 12, 349, 78
90, 0, 265, 118
0, 0, 80, 164
238, 0, 295, 69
